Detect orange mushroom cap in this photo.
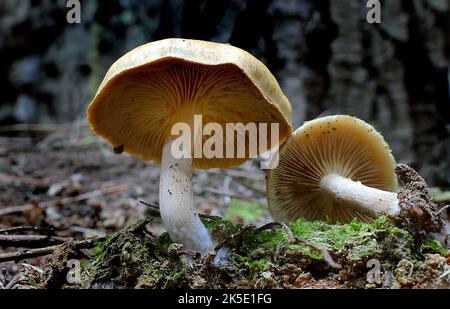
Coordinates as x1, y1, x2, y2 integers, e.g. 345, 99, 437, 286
87, 38, 292, 169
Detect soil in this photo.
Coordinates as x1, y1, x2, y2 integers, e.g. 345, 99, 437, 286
0, 125, 449, 289
396, 164, 444, 235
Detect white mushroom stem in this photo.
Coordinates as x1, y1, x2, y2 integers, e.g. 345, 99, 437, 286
159, 139, 215, 255
320, 174, 400, 217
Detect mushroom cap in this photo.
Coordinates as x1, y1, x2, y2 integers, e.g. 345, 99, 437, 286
87, 38, 292, 169
267, 115, 398, 223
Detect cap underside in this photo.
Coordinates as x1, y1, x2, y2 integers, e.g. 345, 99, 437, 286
267, 115, 398, 223
88, 58, 291, 169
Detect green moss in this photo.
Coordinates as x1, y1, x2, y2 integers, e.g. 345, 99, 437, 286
233, 255, 271, 276
29, 277, 38, 287
204, 217, 238, 231
150, 232, 173, 262
346, 239, 380, 262
422, 239, 449, 256
80, 237, 108, 271
224, 199, 268, 224
83, 215, 446, 288
290, 216, 410, 251
204, 217, 241, 244
90, 239, 107, 257
162, 262, 188, 285
239, 216, 411, 261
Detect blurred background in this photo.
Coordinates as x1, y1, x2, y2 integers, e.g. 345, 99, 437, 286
0, 0, 449, 232
0, 0, 449, 185
0, 1, 449, 284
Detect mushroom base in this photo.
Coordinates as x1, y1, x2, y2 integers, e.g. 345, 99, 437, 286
159, 140, 215, 255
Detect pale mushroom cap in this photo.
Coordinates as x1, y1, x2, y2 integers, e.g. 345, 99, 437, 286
267, 115, 398, 223
87, 38, 292, 169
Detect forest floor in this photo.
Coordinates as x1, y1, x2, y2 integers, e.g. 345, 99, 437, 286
0, 123, 449, 289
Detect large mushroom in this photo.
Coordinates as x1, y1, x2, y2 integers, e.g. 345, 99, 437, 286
267, 115, 399, 223
88, 38, 292, 255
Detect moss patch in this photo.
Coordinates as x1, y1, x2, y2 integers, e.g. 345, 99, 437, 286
224, 200, 268, 224
76, 215, 449, 288
422, 239, 450, 256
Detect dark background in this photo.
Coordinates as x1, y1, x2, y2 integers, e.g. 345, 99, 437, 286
0, 0, 449, 187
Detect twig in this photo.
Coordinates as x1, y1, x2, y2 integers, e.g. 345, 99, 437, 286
0, 269, 4, 289
280, 223, 341, 270
67, 226, 106, 237
0, 268, 7, 286
4, 273, 23, 289
205, 226, 254, 264
438, 204, 450, 213
280, 222, 296, 240
0, 175, 55, 187
0, 237, 105, 263
256, 221, 282, 231
21, 263, 44, 274
214, 226, 253, 252
251, 222, 342, 269
139, 200, 221, 220
0, 226, 56, 235
0, 123, 72, 134
0, 235, 70, 248
0, 184, 129, 216
274, 242, 282, 264
205, 169, 265, 181
202, 187, 252, 200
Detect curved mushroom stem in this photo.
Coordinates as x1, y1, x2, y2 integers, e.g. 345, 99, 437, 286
159, 139, 215, 255
320, 174, 400, 218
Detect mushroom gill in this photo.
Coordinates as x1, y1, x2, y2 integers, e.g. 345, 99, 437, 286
267, 115, 398, 223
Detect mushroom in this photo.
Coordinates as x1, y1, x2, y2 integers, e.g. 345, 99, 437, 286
87, 38, 292, 254
267, 115, 399, 223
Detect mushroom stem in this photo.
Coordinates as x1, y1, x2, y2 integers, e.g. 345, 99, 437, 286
159, 139, 215, 255
320, 174, 400, 218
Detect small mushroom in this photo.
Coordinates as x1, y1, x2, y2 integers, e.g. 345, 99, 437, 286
88, 38, 292, 254
267, 115, 399, 223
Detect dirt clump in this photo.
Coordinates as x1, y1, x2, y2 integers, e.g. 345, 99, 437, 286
396, 164, 444, 236
75, 215, 449, 289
